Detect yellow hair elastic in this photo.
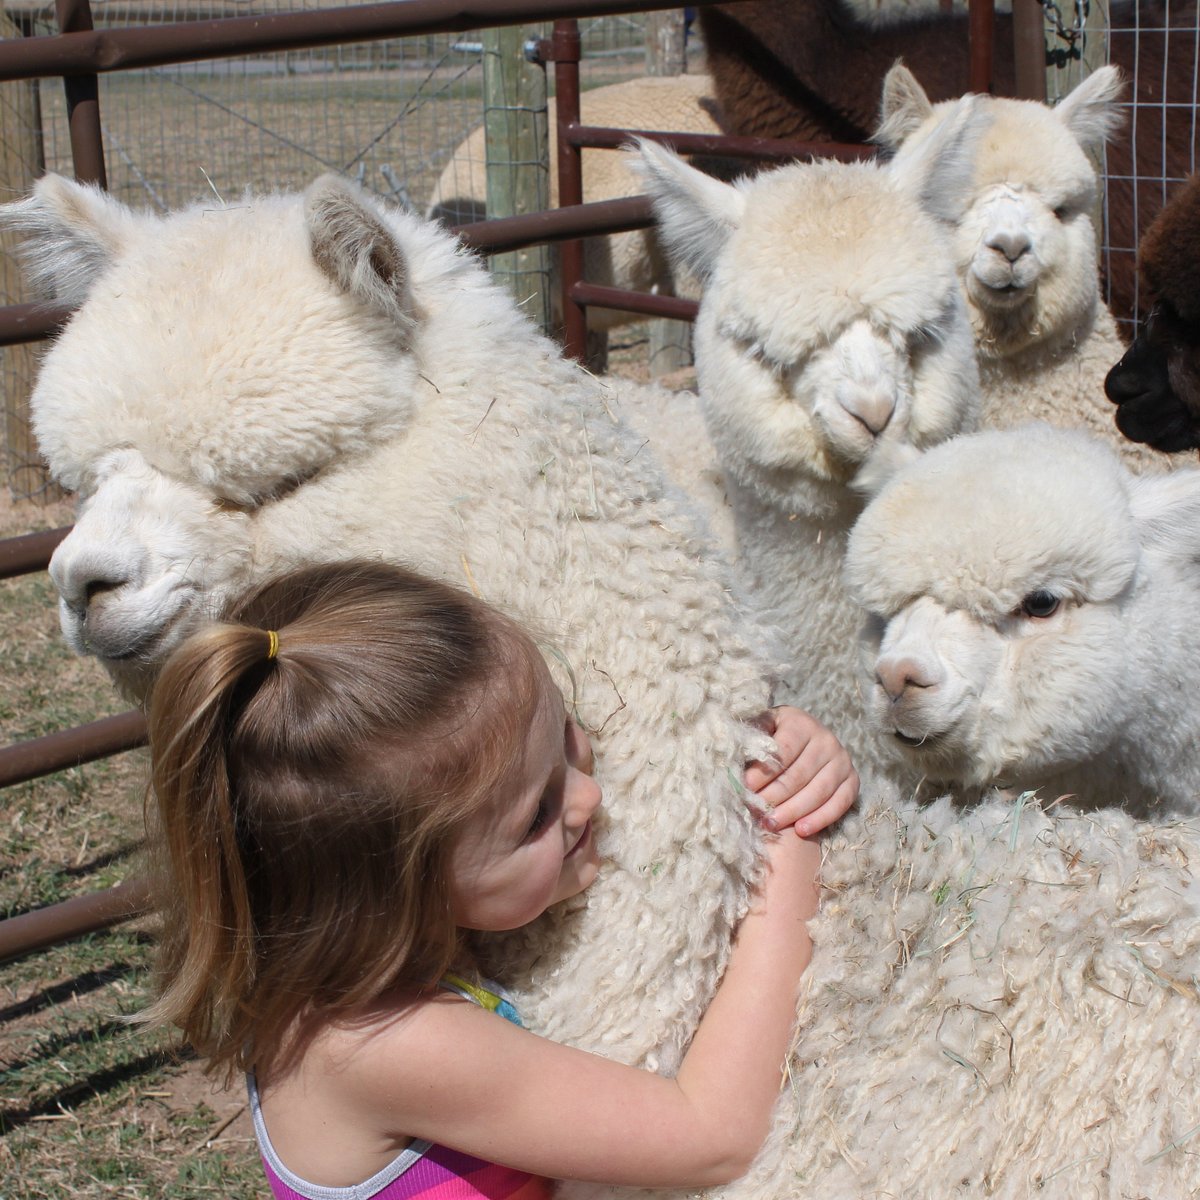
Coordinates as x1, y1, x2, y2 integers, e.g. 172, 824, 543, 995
265, 629, 280, 660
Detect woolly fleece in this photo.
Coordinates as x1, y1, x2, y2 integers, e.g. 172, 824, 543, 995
1139, 170, 1200, 323
5, 171, 776, 1094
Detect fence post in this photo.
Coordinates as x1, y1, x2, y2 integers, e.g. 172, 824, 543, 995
645, 10, 686, 77
552, 19, 586, 362
0, 6, 60, 505
482, 23, 552, 334
1011, 0, 1046, 100
644, 8, 692, 379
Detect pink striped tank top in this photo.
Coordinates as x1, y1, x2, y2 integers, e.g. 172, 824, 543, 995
247, 977, 554, 1200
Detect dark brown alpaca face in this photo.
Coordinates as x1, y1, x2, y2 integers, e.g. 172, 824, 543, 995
1106, 302, 1200, 453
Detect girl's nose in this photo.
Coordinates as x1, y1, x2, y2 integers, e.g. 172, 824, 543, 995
566, 718, 594, 775
570, 770, 603, 825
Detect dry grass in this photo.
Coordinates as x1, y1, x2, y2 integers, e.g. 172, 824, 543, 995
0, 490, 263, 1197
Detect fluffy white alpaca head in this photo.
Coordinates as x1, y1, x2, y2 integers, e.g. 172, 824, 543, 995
877, 63, 1125, 360
845, 424, 1200, 806
630, 109, 983, 517
2, 173, 430, 694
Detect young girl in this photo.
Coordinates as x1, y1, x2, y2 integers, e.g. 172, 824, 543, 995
144, 559, 857, 1199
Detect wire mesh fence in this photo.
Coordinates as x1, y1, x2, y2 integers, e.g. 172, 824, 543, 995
1103, 0, 1199, 332
2, 5, 656, 229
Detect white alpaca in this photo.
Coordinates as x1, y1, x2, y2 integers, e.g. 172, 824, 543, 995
876, 63, 1176, 472
846, 423, 1200, 813
5, 170, 775, 1088
11, 177, 1200, 1200
427, 74, 723, 334
625, 108, 982, 779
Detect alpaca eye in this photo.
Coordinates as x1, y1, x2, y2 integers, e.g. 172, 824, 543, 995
1020, 590, 1060, 618
1053, 205, 1070, 221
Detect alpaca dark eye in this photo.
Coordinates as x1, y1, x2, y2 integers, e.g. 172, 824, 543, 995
1020, 590, 1060, 618
1053, 205, 1070, 221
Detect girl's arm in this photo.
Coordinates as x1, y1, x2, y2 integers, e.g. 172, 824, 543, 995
745, 705, 859, 836
339, 833, 819, 1190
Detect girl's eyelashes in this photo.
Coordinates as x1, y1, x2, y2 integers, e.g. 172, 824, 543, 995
524, 770, 563, 842
525, 798, 551, 841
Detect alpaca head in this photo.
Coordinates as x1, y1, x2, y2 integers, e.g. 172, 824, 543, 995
1106, 172, 1200, 452
2, 174, 430, 694
1106, 300, 1200, 451
631, 107, 982, 517
845, 424, 1200, 802
877, 64, 1125, 360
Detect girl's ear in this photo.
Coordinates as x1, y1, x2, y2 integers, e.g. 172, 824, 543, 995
1055, 64, 1126, 154
886, 95, 985, 225
626, 136, 745, 284
305, 173, 420, 343
874, 61, 935, 153
0, 173, 140, 306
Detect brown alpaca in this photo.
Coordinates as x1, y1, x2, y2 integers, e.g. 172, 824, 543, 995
1105, 172, 1200, 452
698, 0, 1198, 325
697, 0, 1015, 145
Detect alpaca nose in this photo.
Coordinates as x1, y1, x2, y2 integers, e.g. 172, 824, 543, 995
986, 227, 1031, 264
840, 385, 895, 435
875, 656, 938, 702
49, 544, 129, 619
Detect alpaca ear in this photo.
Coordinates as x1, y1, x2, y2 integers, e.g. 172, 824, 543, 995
0, 173, 137, 306
627, 136, 745, 283
1129, 467, 1200, 562
1055, 64, 1126, 153
886, 95, 984, 225
874, 61, 934, 152
305, 174, 419, 341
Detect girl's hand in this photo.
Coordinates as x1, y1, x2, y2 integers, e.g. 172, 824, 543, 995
744, 706, 858, 837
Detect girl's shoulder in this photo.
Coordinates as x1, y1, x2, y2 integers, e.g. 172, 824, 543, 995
255, 984, 505, 1185
309, 979, 520, 1095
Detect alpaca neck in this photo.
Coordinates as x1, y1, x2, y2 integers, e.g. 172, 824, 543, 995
972, 287, 1100, 369
729, 484, 892, 772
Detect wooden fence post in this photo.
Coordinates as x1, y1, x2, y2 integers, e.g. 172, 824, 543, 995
644, 9, 692, 379
482, 24, 552, 335
0, 5, 59, 505
645, 10, 686, 77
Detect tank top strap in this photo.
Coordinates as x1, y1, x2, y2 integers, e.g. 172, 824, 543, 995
438, 973, 524, 1028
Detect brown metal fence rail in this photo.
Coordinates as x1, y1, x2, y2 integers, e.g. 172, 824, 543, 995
0, 0, 1009, 962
